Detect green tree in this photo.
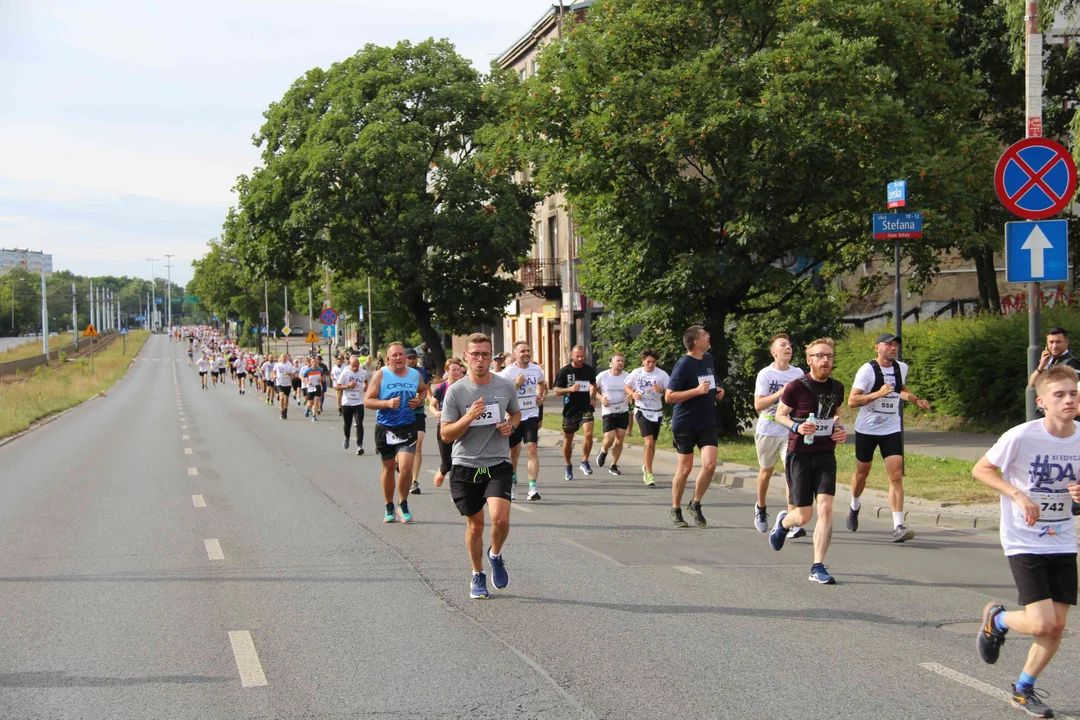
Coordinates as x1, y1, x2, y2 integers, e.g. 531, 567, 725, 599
499, 0, 993, 433
189, 240, 281, 351
225, 38, 538, 369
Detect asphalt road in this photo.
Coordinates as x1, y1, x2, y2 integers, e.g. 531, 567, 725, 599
2, 336, 1078, 719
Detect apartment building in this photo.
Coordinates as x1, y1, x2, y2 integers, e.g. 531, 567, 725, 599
0, 248, 53, 275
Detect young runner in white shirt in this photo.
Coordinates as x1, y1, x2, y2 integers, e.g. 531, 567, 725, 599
595, 352, 632, 476
624, 349, 670, 487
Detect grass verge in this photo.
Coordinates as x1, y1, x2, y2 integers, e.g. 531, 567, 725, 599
0, 331, 150, 439
0, 338, 54, 362
540, 413, 993, 505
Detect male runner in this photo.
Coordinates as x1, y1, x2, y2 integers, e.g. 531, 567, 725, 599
274, 353, 297, 420
666, 325, 724, 528
234, 354, 247, 395
846, 333, 930, 542
595, 351, 631, 476
769, 338, 848, 585
196, 353, 210, 390
625, 349, 669, 487
974, 365, 1080, 718
553, 345, 597, 481
406, 349, 431, 495
365, 342, 428, 523
331, 355, 346, 415
500, 341, 546, 500
262, 355, 276, 405
303, 358, 325, 420
336, 355, 367, 455
438, 333, 521, 600
752, 333, 806, 536
492, 354, 505, 374
210, 354, 221, 388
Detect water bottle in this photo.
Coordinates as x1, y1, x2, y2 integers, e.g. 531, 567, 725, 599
804, 413, 816, 445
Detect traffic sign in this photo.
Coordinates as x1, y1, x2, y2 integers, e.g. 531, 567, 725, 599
323, 324, 336, 338
119, 327, 129, 336
873, 212, 923, 240
995, 137, 1077, 220
84, 323, 98, 337
305, 330, 319, 343
281, 327, 292, 336
357, 305, 364, 322
1005, 220, 1069, 283
320, 308, 338, 325
887, 180, 907, 209
135, 315, 146, 322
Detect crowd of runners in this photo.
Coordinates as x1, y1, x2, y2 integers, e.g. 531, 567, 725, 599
178, 322, 1080, 719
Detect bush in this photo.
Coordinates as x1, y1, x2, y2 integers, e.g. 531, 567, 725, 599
833, 307, 1080, 426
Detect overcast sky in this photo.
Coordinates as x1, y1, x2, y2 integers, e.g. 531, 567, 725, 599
0, 1, 557, 287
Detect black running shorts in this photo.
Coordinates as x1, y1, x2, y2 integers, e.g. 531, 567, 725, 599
509, 417, 540, 448
786, 452, 838, 507
562, 409, 594, 434
374, 423, 418, 462
672, 427, 718, 455
1008, 553, 1078, 607
276, 384, 292, 397
449, 462, 513, 517
413, 412, 427, 434
635, 412, 662, 439
602, 412, 630, 434
855, 431, 904, 463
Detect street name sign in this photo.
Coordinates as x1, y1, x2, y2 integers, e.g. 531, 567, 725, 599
873, 212, 923, 240
887, 180, 907, 209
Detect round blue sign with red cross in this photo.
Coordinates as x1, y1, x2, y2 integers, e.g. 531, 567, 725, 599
994, 137, 1077, 220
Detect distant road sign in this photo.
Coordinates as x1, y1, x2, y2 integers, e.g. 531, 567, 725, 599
322, 324, 336, 338
873, 212, 923, 240
887, 180, 907, 209
358, 305, 364, 322
305, 330, 319, 343
320, 308, 338, 325
1005, 220, 1069, 283
119, 327, 129, 336
995, 137, 1077, 220
281, 327, 292, 337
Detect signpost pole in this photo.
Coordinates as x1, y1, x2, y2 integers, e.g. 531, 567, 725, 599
1025, 0, 1042, 421
367, 276, 374, 356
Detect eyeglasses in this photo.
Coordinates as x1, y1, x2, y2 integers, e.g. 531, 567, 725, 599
467, 351, 493, 359
808, 353, 835, 360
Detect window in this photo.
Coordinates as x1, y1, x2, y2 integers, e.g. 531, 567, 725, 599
520, 68, 527, 81
531, 59, 539, 76
547, 215, 558, 260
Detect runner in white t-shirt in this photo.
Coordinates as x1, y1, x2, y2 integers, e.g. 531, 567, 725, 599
196, 354, 210, 390
234, 356, 247, 395
261, 356, 276, 405
624, 349, 669, 487
972, 365, 1080, 719
752, 333, 806, 536
499, 341, 546, 501
331, 356, 346, 416
274, 354, 297, 420
336, 355, 368, 455
596, 352, 632, 476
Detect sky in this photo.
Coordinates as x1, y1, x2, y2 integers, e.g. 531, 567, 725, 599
0, 0, 559, 287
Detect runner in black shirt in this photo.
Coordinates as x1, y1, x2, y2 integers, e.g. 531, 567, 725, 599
553, 346, 598, 481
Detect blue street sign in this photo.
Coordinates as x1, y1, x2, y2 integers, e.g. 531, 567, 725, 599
119, 327, 129, 336
322, 324, 336, 338
873, 212, 923, 240
887, 180, 907, 209
134, 315, 146, 321
155, 297, 162, 304
1005, 220, 1069, 283
358, 305, 364, 322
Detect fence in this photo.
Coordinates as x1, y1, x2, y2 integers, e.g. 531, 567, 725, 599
0, 332, 116, 378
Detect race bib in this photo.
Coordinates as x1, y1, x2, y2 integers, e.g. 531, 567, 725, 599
607, 401, 629, 414
872, 396, 899, 414
344, 389, 363, 402
385, 429, 409, 445
575, 380, 591, 393
697, 374, 716, 390
1021, 490, 1072, 523
470, 401, 502, 427
519, 395, 537, 410
812, 417, 836, 437
639, 408, 662, 422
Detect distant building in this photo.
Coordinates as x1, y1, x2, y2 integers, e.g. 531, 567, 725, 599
0, 248, 53, 275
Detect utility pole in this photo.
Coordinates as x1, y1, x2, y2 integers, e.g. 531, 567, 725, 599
72, 281, 78, 349
89, 280, 95, 334
308, 285, 313, 329
1024, 0, 1043, 421
146, 291, 150, 330
40, 267, 48, 358
367, 276, 374, 355
264, 280, 270, 355
164, 254, 174, 332
147, 258, 158, 331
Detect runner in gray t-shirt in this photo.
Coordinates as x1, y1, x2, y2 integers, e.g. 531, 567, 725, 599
440, 333, 521, 600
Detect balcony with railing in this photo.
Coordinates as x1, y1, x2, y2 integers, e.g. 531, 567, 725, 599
519, 258, 562, 299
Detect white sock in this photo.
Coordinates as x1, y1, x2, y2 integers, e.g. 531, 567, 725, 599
892, 511, 904, 528
851, 497, 861, 511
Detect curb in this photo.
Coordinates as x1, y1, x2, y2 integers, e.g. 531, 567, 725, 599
537, 427, 1000, 532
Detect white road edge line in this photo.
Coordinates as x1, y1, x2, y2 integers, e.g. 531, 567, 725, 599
192, 494, 206, 508
184, 448, 193, 455
182, 435, 189, 440
188, 467, 198, 476
204, 538, 224, 560
228, 631, 269, 687
674, 566, 702, 575
919, 662, 1078, 720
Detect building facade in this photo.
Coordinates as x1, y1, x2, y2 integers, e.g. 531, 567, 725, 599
0, 248, 53, 275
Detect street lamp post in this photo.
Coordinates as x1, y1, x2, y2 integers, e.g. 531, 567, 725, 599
164, 254, 174, 333
147, 258, 158, 331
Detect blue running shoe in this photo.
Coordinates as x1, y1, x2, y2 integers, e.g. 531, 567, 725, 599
470, 572, 489, 599
397, 502, 413, 523
488, 548, 508, 589
564, 465, 574, 481
769, 510, 788, 551
383, 504, 395, 523
808, 563, 836, 585
580, 460, 593, 475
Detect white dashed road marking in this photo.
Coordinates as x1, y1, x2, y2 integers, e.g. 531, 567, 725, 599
228, 631, 269, 687
192, 494, 206, 508
204, 539, 224, 560
188, 467, 198, 476
184, 448, 193, 455
674, 566, 702, 575
182, 435, 189, 440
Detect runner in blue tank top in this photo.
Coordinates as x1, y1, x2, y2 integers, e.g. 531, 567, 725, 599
365, 342, 429, 524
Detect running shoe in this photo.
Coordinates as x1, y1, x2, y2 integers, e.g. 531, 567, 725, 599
642, 468, 656, 487
580, 460, 593, 475
397, 502, 413, 523
487, 548, 508, 589
608, 464, 622, 476
891, 524, 915, 543
311, 414, 317, 422
978, 603, 1008, 664
356, 447, 364, 456
470, 572, 489, 599
383, 504, 395, 523
846, 505, 860, 532
596, 450, 607, 467
305, 408, 311, 418
808, 563, 836, 585
1011, 684, 1053, 718
564, 465, 574, 481
670, 508, 689, 528
687, 500, 706, 528
787, 526, 807, 539
754, 505, 769, 533
769, 511, 788, 551
410, 481, 421, 495
279, 412, 286, 421
343, 438, 350, 449
527, 487, 541, 501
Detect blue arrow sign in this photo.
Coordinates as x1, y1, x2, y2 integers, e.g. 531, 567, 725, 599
322, 324, 336, 338
873, 212, 923, 240
1005, 220, 1069, 283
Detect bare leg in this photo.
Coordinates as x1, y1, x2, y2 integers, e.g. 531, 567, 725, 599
643, 436, 656, 473
692, 445, 718, 502
851, 460, 871, 500
581, 422, 594, 461
671, 453, 694, 508
488, 498, 511, 555
813, 494, 834, 564
611, 428, 626, 465
465, 511, 485, 572
412, 431, 425, 483
526, 443, 540, 481
884, 454, 904, 512
396, 452, 415, 502
756, 466, 775, 507
562, 431, 574, 465
380, 459, 396, 504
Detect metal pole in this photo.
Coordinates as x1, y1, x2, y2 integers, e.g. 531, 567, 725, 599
40, 267, 48, 358
367, 276, 374, 355
1025, 0, 1043, 421
89, 280, 94, 334
165, 254, 174, 333
147, 258, 158, 331
308, 286, 313, 329
264, 281, 270, 354
72, 281, 78, 349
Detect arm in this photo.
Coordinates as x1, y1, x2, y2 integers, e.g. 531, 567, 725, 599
536, 379, 547, 404
363, 370, 393, 410
898, 385, 931, 410
440, 398, 487, 443
775, 400, 816, 437
408, 379, 430, 408
665, 382, 708, 404
972, 455, 1039, 526
753, 389, 784, 413
848, 384, 895, 408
